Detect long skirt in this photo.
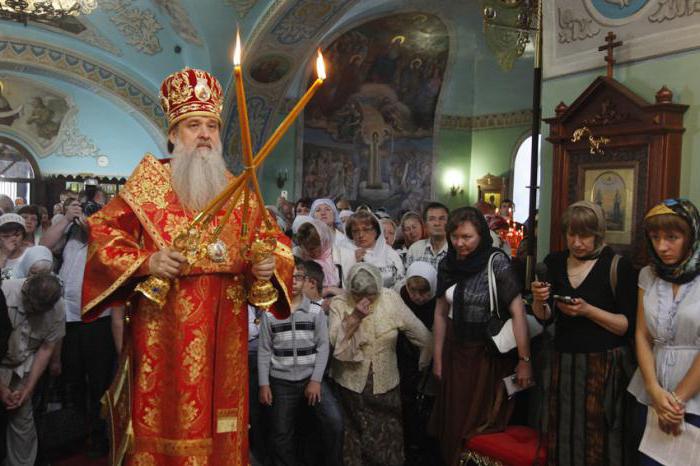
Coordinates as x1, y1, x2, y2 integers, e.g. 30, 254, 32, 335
429, 321, 516, 466
337, 375, 404, 466
546, 347, 635, 466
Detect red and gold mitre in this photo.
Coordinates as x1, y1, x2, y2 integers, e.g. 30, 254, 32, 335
159, 67, 223, 130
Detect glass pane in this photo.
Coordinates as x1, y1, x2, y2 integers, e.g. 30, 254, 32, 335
0, 143, 35, 179
513, 135, 541, 225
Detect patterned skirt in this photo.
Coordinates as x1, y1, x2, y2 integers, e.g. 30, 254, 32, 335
546, 346, 635, 466
428, 320, 516, 466
337, 374, 404, 466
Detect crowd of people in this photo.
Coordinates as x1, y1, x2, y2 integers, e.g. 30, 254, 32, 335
0, 183, 698, 466
0, 187, 116, 465
248, 194, 700, 466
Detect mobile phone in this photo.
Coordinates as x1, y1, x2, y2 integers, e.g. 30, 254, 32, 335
503, 374, 535, 397
553, 294, 577, 304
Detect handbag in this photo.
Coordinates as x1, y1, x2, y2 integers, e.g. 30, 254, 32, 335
486, 251, 543, 353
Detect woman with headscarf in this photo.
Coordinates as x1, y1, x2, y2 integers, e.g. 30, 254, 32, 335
337, 210, 404, 289
328, 262, 432, 466
429, 207, 532, 466
311, 198, 346, 246
292, 215, 342, 295
626, 199, 700, 465
396, 261, 439, 463
531, 200, 637, 466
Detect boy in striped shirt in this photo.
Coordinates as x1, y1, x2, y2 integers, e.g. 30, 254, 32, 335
258, 259, 343, 466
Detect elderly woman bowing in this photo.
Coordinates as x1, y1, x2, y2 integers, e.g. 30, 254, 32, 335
329, 263, 432, 466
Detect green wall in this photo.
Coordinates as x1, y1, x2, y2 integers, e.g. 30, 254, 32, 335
434, 127, 472, 210
539, 48, 700, 259
469, 125, 530, 204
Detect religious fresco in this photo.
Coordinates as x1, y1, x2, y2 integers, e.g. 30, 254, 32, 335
250, 54, 291, 84
301, 13, 448, 215
0, 77, 74, 157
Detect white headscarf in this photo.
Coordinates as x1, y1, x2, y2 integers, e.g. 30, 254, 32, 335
310, 198, 342, 230
341, 211, 404, 288
405, 261, 438, 298
347, 262, 383, 297
15, 245, 53, 279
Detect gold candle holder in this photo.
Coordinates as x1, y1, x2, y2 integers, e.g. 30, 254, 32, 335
245, 234, 278, 309
134, 227, 204, 307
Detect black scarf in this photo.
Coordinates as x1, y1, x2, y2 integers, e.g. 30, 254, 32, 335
437, 207, 501, 297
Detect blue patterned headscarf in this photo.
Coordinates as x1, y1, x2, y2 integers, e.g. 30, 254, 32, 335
645, 198, 700, 284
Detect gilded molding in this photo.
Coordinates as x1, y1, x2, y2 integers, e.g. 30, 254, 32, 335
440, 109, 533, 130
102, 0, 164, 55
0, 38, 166, 130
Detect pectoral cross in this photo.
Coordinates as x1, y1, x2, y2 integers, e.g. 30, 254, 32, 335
598, 31, 623, 79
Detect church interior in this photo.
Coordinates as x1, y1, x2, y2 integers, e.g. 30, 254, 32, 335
2, 0, 700, 465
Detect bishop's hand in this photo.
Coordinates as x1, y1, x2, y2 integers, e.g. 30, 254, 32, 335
148, 248, 187, 280
251, 255, 275, 281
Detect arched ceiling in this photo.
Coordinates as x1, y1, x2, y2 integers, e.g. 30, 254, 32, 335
0, 0, 534, 152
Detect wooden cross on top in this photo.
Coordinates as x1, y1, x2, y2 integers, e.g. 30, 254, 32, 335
598, 31, 623, 78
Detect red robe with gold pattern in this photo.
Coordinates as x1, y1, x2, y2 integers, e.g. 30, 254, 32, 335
82, 154, 293, 466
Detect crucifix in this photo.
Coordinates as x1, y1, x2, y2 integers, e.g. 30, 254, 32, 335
598, 31, 623, 78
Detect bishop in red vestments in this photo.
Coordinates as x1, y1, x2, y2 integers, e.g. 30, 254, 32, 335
82, 68, 292, 466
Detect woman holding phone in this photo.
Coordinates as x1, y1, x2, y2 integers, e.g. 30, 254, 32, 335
531, 201, 637, 466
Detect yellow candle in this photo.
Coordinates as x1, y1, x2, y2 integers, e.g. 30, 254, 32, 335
233, 30, 254, 166
253, 50, 326, 168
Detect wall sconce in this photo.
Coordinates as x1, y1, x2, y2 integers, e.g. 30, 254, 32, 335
276, 169, 288, 189
443, 168, 465, 197
449, 185, 464, 197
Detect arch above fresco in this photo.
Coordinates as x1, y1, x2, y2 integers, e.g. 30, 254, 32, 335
0, 37, 166, 144
221, 0, 360, 170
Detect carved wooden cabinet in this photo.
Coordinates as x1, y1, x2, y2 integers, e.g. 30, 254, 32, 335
545, 77, 687, 266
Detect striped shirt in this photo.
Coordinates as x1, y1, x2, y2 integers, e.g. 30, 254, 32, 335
257, 296, 329, 385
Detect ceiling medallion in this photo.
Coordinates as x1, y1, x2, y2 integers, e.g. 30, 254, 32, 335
0, 0, 97, 25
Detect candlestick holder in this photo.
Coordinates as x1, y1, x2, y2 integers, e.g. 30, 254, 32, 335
244, 233, 279, 310
134, 227, 205, 307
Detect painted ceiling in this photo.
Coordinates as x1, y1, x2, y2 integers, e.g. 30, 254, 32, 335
0, 0, 534, 160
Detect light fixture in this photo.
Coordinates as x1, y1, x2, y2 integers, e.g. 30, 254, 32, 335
481, 0, 539, 71
0, 0, 97, 25
443, 169, 465, 197
276, 169, 288, 189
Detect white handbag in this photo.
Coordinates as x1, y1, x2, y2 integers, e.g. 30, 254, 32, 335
487, 252, 543, 354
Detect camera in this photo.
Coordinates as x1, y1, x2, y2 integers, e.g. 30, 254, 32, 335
82, 200, 101, 217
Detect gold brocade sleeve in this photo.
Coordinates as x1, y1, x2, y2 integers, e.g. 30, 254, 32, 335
81, 196, 155, 321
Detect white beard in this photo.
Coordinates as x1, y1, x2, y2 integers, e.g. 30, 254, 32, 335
170, 138, 230, 212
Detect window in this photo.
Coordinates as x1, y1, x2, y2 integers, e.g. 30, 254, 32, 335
0, 140, 37, 205
512, 134, 541, 225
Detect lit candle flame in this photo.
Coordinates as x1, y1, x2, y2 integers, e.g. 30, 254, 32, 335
316, 49, 326, 80
233, 30, 242, 66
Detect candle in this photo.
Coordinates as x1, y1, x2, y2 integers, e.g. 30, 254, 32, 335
233, 30, 254, 166
253, 50, 326, 168
232, 30, 271, 229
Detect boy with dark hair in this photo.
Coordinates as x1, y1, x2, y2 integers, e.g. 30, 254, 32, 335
258, 258, 343, 466
301, 260, 325, 315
